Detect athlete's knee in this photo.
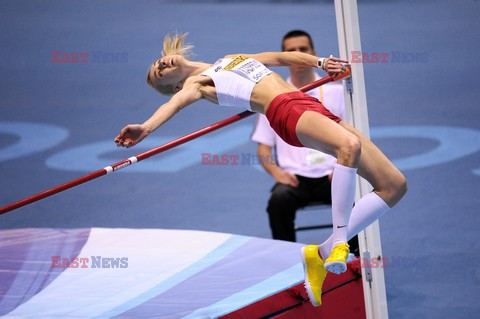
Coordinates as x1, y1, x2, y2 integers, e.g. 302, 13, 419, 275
336, 135, 361, 166
394, 173, 408, 199
384, 171, 408, 207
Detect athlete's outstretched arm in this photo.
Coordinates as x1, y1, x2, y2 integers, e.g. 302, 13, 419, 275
115, 81, 202, 148
226, 52, 348, 74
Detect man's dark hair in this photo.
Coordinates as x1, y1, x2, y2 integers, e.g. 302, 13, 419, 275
281, 30, 314, 51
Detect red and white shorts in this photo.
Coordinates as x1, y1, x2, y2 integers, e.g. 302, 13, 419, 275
265, 91, 342, 147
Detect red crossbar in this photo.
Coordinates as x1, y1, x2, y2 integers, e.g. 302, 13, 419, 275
0, 70, 350, 215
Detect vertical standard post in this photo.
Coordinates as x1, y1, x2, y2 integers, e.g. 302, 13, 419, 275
334, 1, 389, 318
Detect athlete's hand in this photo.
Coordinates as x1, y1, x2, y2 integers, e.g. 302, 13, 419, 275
114, 124, 150, 148
273, 170, 299, 188
324, 56, 350, 78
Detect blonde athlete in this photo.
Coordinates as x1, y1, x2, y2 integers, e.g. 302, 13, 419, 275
114, 33, 407, 307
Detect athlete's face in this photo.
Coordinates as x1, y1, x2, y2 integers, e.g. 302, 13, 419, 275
282, 36, 316, 73
148, 55, 185, 93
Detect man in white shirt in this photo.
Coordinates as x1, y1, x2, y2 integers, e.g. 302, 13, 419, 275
252, 30, 346, 242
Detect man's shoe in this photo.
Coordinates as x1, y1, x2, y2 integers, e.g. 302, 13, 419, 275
301, 245, 327, 307
324, 243, 350, 274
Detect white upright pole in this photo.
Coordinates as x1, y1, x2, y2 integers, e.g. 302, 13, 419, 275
333, 1, 389, 318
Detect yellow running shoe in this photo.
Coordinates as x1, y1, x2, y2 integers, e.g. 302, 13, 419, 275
324, 243, 350, 274
301, 245, 327, 307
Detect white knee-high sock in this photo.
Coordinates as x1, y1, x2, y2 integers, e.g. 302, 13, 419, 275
319, 191, 390, 260
330, 163, 357, 247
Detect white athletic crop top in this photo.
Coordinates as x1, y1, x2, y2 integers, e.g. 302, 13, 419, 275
200, 55, 273, 110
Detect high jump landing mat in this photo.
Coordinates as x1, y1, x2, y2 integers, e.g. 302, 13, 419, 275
0, 228, 365, 318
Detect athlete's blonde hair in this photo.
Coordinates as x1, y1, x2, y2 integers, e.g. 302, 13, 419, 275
147, 32, 194, 95
161, 32, 194, 58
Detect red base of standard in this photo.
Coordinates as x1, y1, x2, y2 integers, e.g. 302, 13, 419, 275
220, 259, 366, 319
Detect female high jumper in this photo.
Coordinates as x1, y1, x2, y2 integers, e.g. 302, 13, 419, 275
114, 33, 407, 307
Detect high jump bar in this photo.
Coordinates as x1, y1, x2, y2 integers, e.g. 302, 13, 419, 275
0, 69, 350, 215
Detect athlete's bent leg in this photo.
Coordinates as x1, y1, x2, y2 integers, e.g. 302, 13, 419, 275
318, 121, 407, 259
295, 112, 361, 273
